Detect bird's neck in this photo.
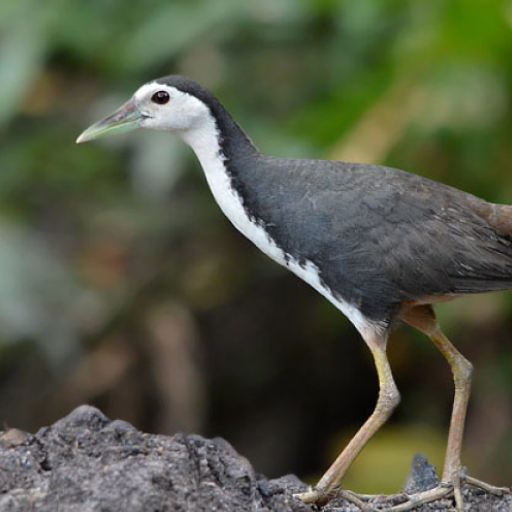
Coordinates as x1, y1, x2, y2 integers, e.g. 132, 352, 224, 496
180, 100, 259, 169
178, 103, 261, 236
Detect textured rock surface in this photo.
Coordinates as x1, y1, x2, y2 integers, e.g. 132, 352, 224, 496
0, 406, 510, 512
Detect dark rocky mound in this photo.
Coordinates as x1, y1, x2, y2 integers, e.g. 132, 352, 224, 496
0, 406, 510, 512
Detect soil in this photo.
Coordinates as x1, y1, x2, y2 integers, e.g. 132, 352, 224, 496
0, 406, 510, 511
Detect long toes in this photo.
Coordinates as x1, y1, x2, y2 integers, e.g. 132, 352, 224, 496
464, 476, 512, 496
295, 489, 381, 512
295, 488, 380, 511
295, 480, 511, 512
339, 490, 379, 512
383, 485, 452, 512
294, 488, 335, 507
293, 489, 320, 505
453, 484, 464, 512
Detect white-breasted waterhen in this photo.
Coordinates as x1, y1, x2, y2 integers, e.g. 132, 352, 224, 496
77, 76, 512, 511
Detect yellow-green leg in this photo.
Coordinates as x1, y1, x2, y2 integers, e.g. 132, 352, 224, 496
297, 345, 400, 505
403, 305, 471, 511
296, 306, 510, 511
430, 328, 472, 508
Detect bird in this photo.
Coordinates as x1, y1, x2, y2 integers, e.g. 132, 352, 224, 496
77, 75, 512, 511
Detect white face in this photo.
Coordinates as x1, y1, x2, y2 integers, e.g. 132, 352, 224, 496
132, 82, 211, 133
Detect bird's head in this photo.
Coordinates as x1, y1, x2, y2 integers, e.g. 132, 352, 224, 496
77, 76, 214, 144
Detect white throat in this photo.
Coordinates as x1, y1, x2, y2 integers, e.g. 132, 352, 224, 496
177, 113, 373, 339
178, 114, 255, 238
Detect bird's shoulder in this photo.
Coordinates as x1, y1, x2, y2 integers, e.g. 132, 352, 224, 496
245, 156, 512, 319
258, 157, 488, 225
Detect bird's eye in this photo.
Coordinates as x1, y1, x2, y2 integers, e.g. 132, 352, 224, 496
151, 91, 170, 105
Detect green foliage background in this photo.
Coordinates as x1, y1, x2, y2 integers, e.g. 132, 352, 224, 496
0, 0, 511, 492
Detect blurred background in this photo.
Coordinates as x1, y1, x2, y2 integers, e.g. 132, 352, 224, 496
1, 0, 512, 493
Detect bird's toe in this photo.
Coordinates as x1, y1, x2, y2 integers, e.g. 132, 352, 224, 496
463, 475, 512, 496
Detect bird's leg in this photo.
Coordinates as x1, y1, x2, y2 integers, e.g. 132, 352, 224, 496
429, 327, 472, 508
403, 305, 472, 511
297, 344, 400, 505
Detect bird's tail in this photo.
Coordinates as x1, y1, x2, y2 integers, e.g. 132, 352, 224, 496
469, 199, 512, 238
488, 203, 512, 237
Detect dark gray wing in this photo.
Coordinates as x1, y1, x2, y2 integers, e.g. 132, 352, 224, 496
242, 157, 512, 323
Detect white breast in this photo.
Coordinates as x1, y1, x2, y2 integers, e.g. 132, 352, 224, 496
179, 112, 374, 339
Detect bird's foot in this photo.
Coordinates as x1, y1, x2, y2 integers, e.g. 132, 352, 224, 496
294, 488, 336, 508
382, 484, 453, 512
293, 488, 320, 505
382, 474, 511, 512
464, 475, 512, 496
294, 487, 381, 512
294, 485, 452, 512
294, 475, 511, 511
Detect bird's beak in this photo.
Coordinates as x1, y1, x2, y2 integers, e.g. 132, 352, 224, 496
76, 99, 143, 144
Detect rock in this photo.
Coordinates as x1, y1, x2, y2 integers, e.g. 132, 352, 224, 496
403, 453, 440, 494
0, 406, 309, 512
0, 406, 510, 512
